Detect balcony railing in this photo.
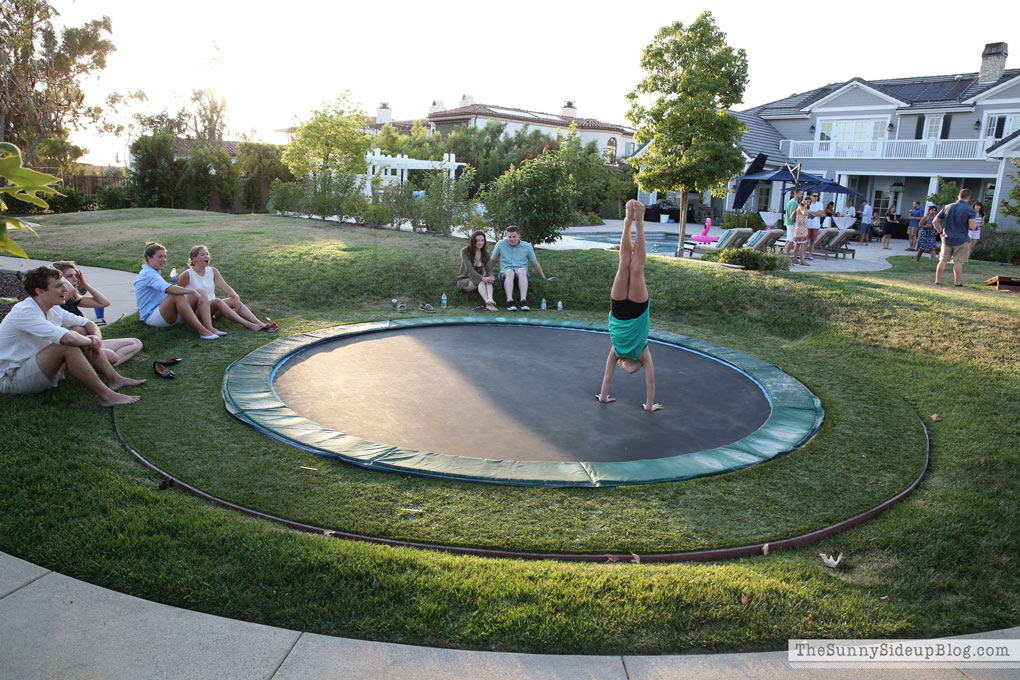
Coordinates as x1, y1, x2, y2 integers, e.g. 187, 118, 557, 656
779, 139, 988, 161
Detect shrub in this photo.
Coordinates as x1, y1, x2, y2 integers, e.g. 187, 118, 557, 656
971, 223, 1020, 265
481, 152, 576, 245
267, 179, 304, 214
700, 247, 789, 271
359, 202, 394, 228
379, 181, 423, 231
720, 211, 765, 229
420, 168, 474, 234
96, 185, 128, 210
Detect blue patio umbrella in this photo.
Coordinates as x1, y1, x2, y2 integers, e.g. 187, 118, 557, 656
739, 163, 828, 186
800, 180, 863, 196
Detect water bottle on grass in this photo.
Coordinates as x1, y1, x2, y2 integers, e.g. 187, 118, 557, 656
441, 292, 447, 309
540, 298, 547, 310
169, 267, 178, 284
557, 300, 563, 311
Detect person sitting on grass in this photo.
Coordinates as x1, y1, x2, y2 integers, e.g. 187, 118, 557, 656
0, 266, 143, 406
52, 261, 143, 366
596, 199, 662, 413
133, 242, 220, 340
457, 231, 497, 312
176, 245, 275, 332
490, 226, 553, 311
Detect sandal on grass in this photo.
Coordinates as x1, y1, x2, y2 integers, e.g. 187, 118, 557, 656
155, 357, 182, 366
153, 361, 175, 379
419, 302, 435, 312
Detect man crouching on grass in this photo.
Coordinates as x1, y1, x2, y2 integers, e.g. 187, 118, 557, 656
0, 266, 144, 406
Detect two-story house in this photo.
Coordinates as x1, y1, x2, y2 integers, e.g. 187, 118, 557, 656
426, 95, 636, 164
726, 42, 1019, 229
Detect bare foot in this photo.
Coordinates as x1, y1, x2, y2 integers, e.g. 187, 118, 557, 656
101, 393, 141, 407
595, 394, 616, 404
110, 377, 146, 391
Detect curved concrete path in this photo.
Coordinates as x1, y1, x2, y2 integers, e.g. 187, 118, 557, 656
0, 256, 139, 322
1, 551, 1016, 680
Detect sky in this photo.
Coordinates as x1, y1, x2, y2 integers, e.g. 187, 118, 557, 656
51, 0, 1018, 166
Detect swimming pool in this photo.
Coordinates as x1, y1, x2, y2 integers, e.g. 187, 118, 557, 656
571, 232, 682, 254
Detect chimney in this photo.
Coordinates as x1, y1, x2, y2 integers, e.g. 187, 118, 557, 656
459, 93, 474, 107
562, 100, 577, 118
376, 103, 391, 125
428, 99, 446, 114
979, 42, 1008, 84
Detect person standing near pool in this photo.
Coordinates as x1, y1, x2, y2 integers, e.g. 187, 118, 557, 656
596, 199, 662, 412
490, 226, 553, 311
783, 187, 803, 258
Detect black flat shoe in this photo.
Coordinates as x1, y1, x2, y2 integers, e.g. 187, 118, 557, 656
153, 362, 175, 379
155, 357, 182, 366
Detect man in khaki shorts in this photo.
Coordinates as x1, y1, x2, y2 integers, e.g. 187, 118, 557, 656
933, 189, 977, 287
0, 266, 144, 406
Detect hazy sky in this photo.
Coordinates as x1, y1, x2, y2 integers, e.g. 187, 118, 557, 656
52, 0, 1017, 165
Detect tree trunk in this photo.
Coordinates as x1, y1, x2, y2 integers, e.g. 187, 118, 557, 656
676, 191, 689, 257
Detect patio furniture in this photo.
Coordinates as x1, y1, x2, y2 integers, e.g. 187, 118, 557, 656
748, 229, 784, 253
683, 228, 753, 257
812, 228, 839, 255
821, 230, 856, 259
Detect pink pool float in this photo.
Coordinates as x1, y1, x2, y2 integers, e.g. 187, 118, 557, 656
690, 218, 717, 244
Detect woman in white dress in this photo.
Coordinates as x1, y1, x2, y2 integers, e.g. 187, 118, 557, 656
176, 245, 275, 332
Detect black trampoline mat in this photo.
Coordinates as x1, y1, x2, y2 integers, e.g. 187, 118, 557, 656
272, 325, 772, 464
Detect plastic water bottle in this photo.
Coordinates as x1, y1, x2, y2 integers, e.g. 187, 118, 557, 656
441, 292, 447, 309
556, 300, 563, 311
540, 298, 547, 310
169, 267, 178, 284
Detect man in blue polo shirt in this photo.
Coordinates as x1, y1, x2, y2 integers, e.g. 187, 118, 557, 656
933, 188, 977, 287
906, 200, 923, 251
490, 226, 553, 311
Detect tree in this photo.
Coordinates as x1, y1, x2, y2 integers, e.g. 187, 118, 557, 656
997, 159, 1020, 219
626, 11, 748, 252
236, 142, 293, 212
282, 94, 371, 179
0, 1, 115, 165
187, 88, 228, 150
926, 176, 960, 210
128, 134, 184, 208
481, 151, 576, 245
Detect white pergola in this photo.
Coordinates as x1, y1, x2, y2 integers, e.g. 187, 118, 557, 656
364, 148, 465, 194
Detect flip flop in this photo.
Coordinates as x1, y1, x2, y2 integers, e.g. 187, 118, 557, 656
153, 362, 175, 379
474, 305, 488, 312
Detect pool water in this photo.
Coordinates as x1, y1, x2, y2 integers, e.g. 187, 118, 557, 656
573, 232, 682, 254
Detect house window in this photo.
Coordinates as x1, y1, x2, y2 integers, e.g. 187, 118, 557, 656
985, 114, 1015, 140
624, 141, 635, 157
819, 119, 886, 157
753, 183, 771, 211
606, 137, 617, 164
924, 115, 944, 139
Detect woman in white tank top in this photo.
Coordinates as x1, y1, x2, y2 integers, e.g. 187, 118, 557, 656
176, 245, 276, 332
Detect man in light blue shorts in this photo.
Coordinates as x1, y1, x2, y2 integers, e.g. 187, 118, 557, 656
489, 226, 553, 311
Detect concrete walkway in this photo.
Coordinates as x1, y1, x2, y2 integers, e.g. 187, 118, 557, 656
1, 551, 1016, 679
557, 220, 900, 273
0, 256, 139, 322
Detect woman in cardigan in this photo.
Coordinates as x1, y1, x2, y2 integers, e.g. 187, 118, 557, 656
457, 231, 497, 312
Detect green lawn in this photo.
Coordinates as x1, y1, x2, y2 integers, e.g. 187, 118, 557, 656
1, 208, 1018, 653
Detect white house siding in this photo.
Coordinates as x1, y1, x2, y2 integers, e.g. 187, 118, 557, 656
820, 88, 898, 109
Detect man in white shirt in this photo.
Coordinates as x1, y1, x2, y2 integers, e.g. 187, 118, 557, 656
0, 266, 143, 406
807, 191, 825, 259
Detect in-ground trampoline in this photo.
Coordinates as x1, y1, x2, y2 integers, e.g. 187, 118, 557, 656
223, 317, 823, 487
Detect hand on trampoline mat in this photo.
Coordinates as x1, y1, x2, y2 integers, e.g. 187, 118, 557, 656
643, 402, 664, 412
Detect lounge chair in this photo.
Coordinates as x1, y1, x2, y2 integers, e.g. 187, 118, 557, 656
683, 228, 753, 257
811, 228, 839, 256
821, 229, 856, 259
747, 229, 784, 253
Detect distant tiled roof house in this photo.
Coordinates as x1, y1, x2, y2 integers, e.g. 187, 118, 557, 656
722, 41, 1020, 228
173, 138, 240, 159
426, 96, 636, 164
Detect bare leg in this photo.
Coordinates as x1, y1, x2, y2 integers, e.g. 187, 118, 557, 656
628, 206, 648, 303
102, 338, 143, 366
159, 295, 216, 337
224, 297, 261, 325
502, 270, 516, 304
34, 344, 141, 406
213, 298, 261, 330
953, 260, 964, 286
516, 267, 529, 302
611, 204, 635, 301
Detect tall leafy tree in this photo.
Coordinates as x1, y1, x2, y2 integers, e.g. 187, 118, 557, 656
1000, 159, 1020, 219
282, 93, 371, 179
627, 11, 748, 251
0, 1, 115, 165
481, 151, 576, 245
235, 141, 293, 212
187, 87, 228, 150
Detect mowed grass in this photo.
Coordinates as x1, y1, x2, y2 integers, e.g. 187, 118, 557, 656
1, 208, 1018, 653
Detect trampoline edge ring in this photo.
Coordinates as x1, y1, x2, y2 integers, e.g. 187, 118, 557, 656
221, 316, 825, 487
